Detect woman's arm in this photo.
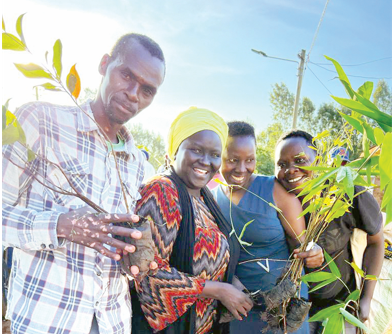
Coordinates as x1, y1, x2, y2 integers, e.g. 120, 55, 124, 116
273, 179, 306, 249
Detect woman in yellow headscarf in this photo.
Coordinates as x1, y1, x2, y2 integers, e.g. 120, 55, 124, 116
132, 107, 253, 334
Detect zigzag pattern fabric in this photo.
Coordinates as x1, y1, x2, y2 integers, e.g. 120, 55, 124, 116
135, 176, 230, 333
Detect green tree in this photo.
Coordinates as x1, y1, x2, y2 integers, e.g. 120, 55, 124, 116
256, 122, 284, 175
127, 123, 165, 170
373, 79, 392, 115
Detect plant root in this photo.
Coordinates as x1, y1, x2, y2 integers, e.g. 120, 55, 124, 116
115, 217, 155, 281
261, 276, 297, 310
283, 298, 311, 333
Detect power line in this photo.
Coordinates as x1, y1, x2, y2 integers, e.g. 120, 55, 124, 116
306, 0, 331, 65
311, 57, 392, 67
309, 61, 392, 80
307, 65, 333, 95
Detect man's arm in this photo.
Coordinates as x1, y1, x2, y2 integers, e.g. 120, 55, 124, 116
359, 229, 384, 322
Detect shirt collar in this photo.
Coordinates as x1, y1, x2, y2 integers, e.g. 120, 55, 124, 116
76, 100, 138, 160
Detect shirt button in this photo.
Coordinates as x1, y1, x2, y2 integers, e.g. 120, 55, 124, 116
95, 301, 99, 306
40, 244, 46, 249
96, 271, 101, 276
49, 244, 54, 249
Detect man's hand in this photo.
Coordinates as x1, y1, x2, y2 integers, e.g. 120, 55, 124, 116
359, 296, 371, 322
57, 207, 142, 262
293, 243, 324, 268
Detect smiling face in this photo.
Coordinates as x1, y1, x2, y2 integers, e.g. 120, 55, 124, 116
275, 137, 316, 195
174, 130, 222, 197
221, 135, 256, 191
94, 40, 165, 137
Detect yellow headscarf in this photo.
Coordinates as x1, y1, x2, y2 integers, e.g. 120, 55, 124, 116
167, 107, 228, 161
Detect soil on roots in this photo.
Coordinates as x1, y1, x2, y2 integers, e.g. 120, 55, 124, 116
115, 218, 155, 281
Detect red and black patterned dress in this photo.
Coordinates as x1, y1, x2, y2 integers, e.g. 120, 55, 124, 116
135, 176, 230, 333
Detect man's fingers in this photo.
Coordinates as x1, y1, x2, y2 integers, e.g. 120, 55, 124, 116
110, 226, 142, 239
130, 265, 140, 276
149, 261, 158, 270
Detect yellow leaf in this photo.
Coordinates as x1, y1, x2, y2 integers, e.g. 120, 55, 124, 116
66, 64, 81, 99
214, 178, 228, 186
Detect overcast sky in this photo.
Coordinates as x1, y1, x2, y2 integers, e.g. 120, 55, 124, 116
3, 0, 391, 139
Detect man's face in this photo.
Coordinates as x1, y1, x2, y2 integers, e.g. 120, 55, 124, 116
98, 41, 165, 125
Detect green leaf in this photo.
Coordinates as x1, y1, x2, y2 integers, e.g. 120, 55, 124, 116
301, 271, 335, 283
2, 17, 5, 31
16, 13, 26, 45
309, 277, 337, 293
308, 303, 345, 322
374, 128, 385, 146
324, 250, 341, 278
343, 167, 354, 202
357, 81, 373, 99
339, 112, 363, 134
27, 148, 36, 162
52, 39, 62, 79
323, 313, 344, 334
380, 133, 392, 191
363, 128, 372, 185
385, 198, 392, 225
238, 219, 254, 241
298, 168, 339, 197
2, 32, 26, 51
348, 156, 379, 169
362, 122, 377, 145
2, 110, 26, 145
14, 63, 53, 79
325, 56, 354, 99
34, 82, 62, 91
339, 308, 369, 332
365, 274, 378, 280
381, 183, 392, 211
345, 289, 360, 303
347, 261, 364, 277
331, 96, 392, 127
336, 166, 347, 183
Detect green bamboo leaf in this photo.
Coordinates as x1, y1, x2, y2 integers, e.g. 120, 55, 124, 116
27, 148, 36, 162
357, 81, 373, 100
14, 63, 53, 79
309, 303, 345, 322
331, 96, 392, 127
324, 250, 341, 278
297, 201, 315, 219
365, 274, 378, 281
339, 308, 369, 332
339, 112, 363, 134
298, 169, 339, 197
345, 289, 360, 303
214, 178, 229, 186
374, 128, 385, 146
326, 200, 348, 222
363, 129, 372, 185
385, 199, 392, 225
348, 156, 379, 168
313, 129, 330, 141
52, 39, 62, 79
325, 56, 354, 99
380, 133, 392, 191
16, 13, 26, 45
352, 88, 384, 118
238, 219, 254, 241
343, 167, 354, 202
336, 166, 347, 183
309, 277, 338, 293
362, 122, 377, 145
302, 183, 327, 204
347, 261, 364, 277
2, 32, 26, 51
323, 313, 344, 334
2, 17, 5, 31
381, 183, 392, 211
301, 271, 335, 283
34, 82, 62, 91
2, 122, 20, 145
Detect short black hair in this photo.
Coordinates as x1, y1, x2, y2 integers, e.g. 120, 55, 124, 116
276, 129, 315, 148
110, 33, 165, 66
227, 121, 256, 140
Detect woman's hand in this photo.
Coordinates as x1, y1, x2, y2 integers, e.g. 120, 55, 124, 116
202, 281, 253, 321
293, 243, 324, 268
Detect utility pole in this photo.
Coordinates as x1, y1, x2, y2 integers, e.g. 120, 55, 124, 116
292, 49, 306, 130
